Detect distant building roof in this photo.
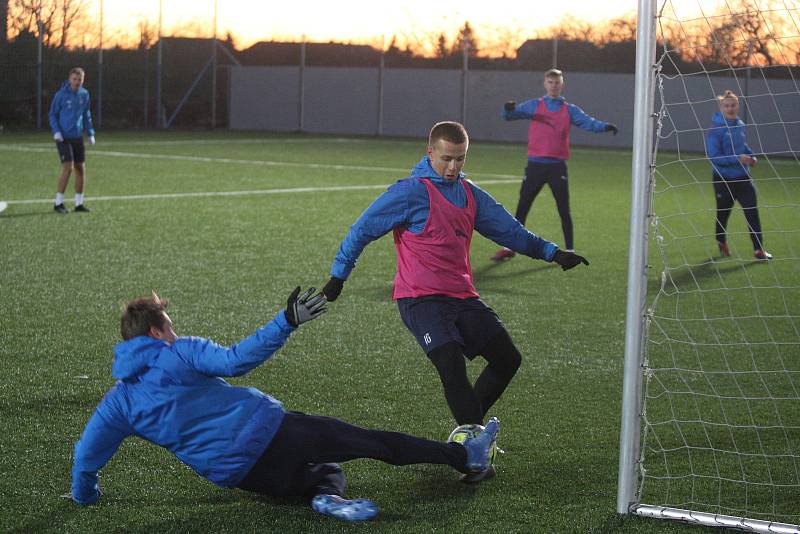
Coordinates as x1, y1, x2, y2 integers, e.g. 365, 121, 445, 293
240, 41, 381, 66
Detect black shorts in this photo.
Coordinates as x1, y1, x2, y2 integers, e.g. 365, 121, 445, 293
56, 138, 85, 163
397, 295, 506, 358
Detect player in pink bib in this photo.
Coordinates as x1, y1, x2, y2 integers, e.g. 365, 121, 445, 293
492, 68, 618, 261
322, 122, 588, 482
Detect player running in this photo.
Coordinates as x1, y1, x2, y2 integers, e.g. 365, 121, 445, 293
492, 68, 618, 260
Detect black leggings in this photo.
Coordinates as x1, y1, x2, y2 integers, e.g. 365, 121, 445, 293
427, 330, 522, 426
515, 161, 573, 249
237, 412, 468, 500
713, 173, 763, 250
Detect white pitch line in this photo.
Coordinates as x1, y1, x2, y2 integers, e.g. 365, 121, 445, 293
3, 179, 521, 205
0, 201, 7, 213
0, 143, 526, 179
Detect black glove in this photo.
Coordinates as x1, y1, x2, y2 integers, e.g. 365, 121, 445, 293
285, 287, 327, 327
504, 101, 516, 112
553, 250, 589, 271
605, 123, 619, 135
322, 276, 345, 302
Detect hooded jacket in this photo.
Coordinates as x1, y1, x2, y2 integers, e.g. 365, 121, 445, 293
330, 156, 557, 282
706, 111, 754, 181
70, 311, 294, 504
48, 80, 95, 140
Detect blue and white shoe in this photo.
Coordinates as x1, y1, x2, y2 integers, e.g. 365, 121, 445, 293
311, 494, 379, 521
463, 417, 500, 473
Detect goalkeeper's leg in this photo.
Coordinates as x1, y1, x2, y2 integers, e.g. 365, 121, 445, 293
735, 181, 764, 250
713, 174, 735, 243
474, 330, 522, 417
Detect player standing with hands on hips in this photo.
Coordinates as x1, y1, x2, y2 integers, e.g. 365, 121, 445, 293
492, 68, 618, 261
322, 121, 587, 480
49, 67, 95, 214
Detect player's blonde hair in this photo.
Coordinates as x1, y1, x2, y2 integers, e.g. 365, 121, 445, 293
717, 89, 738, 103
545, 68, 563, 79
69, 67, 85, 78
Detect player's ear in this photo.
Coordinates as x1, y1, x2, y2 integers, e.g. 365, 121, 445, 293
427, 146, 433, 158
149, 325, 165, 340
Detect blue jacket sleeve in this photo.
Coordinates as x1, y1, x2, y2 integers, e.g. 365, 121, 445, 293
71, 388, 131, 505
469, 182, 557, 261
330, 183, 410, 280
48, 93, 62, 135
705, 127, 740, 166
568, 104, 608, 132
502, 98, 538, 121
173, 311, 295, 377
84, 95, 95, 137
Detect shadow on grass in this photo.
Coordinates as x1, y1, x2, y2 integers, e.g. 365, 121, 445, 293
0, 210, 56, 219
646, 256, 763, 294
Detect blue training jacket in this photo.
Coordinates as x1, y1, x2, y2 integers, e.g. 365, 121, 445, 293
49, 80, 95, 140
705, 111, 754, 181
70, 311, 295, 505
330, 156, 558, 281
503, 95, 608, 163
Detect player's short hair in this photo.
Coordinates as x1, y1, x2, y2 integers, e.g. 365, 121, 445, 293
120, 293, 170, 340
545, 68, 563, 79
717, 89, 738, 103
429, 121, 469, 146
69, 67, 85, 77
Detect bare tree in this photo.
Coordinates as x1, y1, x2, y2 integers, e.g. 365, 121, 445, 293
58, 0, 85, 48
137, 18, 155, 50
10, 0, 86, 48
451, 21, 479, 57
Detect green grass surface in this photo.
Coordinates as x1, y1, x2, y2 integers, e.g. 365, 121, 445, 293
1, 131, 797, 532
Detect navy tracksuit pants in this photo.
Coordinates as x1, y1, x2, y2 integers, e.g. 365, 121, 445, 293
237, 412, 468, 500
713, 173, 764, 250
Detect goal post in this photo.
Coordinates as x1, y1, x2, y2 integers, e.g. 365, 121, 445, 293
618, 0, 800, 531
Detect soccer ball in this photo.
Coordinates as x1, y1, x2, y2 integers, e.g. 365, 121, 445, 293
447, 424, 497, 465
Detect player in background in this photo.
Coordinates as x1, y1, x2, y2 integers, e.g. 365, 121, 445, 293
706, 90, 771, 260
68, 290, 500, 522
322, 121, 587, 481
491, 68, 618, 261
48, 67, 95, 214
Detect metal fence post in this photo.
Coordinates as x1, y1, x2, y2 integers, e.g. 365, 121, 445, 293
298, 39, 306, 132
36, 21, 43, 129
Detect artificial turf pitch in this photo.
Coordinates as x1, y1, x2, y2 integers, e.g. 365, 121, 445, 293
1, 131, 796, 532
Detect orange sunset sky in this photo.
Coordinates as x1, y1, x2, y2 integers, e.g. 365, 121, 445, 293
70, 0, 711, 53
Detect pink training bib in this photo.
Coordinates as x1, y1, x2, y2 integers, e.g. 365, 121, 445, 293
392, 179, 479, 300
527, 99, 571, 160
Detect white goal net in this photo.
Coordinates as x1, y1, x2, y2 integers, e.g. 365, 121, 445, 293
620, 0, 800, 531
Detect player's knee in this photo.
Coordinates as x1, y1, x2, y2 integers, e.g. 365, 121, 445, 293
428, 342, 467, 383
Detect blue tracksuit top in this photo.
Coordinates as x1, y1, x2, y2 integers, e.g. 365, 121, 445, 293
330, 156, 558, 280
706, 111, 754, 181
49, 80, 95, 140
70, 310, 295, 505
503, 96, 608, 163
